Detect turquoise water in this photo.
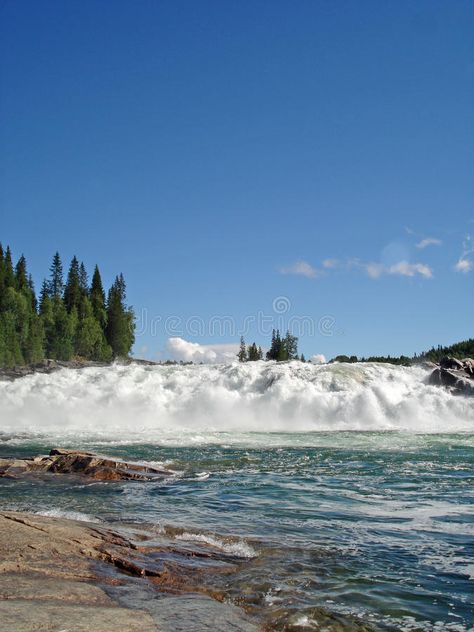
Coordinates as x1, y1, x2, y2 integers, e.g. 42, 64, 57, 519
1, 431, 473, 629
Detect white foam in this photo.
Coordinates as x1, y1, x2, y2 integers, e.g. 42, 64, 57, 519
36, 508, 101, 523
0, 361, 472, 442
174, 532, 257, 558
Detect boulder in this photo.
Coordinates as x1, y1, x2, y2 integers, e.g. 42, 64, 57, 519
439, 356, 464, 370
429, 358, 474, 395
0, 449, 173, 481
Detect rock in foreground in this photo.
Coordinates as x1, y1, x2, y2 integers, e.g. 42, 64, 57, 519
0, 448, 173, 481
0, 511, 157, 631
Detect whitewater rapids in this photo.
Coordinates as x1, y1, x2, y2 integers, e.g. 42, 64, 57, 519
0, 361, 473, 441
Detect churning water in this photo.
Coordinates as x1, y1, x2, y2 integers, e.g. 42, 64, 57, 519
0, 362, 473, 629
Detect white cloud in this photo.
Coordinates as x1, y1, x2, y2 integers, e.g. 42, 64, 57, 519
310, 354, 326, 364
388, 261, 433, 278
362, 260, 433, 279
416, 237, 442, 249
454, 257, 473, 273
280, 260, 320, 279
365, 263, 385, 279
166, 337, 239, 364
454, 235, 473, 273
322, 258, 339, 269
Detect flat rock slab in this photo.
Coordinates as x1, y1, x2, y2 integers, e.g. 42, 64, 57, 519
0, 512, 158, 631
0, 600, 157, 632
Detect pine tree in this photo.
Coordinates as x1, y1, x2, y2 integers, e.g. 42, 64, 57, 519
90, 265, 107, 329
39, 283, 55, 358
0, 244, 5, 293
75, 295, 111, 360
283, 330, 298, 360
28, 274, 37, 311
15, 255, 28, 292
237, 336, 247, 362
49, 296, 75, 360
49, 252, 64, 298
247, 342, 260, 361
79, 262, 88, 297
258, 346, 263, 360
266, 329, 278, 360
3, 246, 15, 290
105, 275, 135, 358
64, 256, 81, 313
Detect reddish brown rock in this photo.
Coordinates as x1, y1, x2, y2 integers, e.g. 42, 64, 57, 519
0, 449, 173, 481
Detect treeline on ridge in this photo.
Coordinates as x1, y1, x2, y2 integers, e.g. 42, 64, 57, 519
238, 329, 304, 362
330, 338, 474, 365
0, 245, 135, 367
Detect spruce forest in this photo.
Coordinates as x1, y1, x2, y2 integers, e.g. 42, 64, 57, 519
0, 245, 135, 367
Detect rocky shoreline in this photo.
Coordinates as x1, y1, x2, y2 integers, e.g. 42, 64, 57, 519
0, 511, 158, 631
0, 450, 374, 631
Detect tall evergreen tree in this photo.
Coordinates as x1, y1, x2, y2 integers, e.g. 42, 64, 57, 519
15, 255, 28, 292
49, 296, 75, 360
48, 252, 64, 298
247, 342, 260, 361
283, 330, 298, 360
75, 295, 112, 361
64, 256, 81, 313
90, 265, 107, 329
3, 246, 15, 290
105, 274, 134, 358
237, 336, 247, 362
79, 262, 88, 296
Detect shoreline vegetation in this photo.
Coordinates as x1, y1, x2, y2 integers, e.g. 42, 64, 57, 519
0, 245, 134, 368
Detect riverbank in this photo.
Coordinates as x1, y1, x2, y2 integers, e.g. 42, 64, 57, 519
0, 509, 268, 631
0, 511, 157, 631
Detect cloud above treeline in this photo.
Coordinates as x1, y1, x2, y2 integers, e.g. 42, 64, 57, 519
454, 234, 473, 273
166, 337, 239, 363
416, 237, 442, 249
366, 261, 433, 279
280, 258, 433, 280
279, 260, 321, 278
455, 257, 473, 273
280, 231, 474, 281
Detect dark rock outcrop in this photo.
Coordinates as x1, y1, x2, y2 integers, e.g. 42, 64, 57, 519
429, 357, 474, 395
0, 358, 159, 382
0, 449, 173, 481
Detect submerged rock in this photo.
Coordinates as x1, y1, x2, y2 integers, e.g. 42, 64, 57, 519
0, 448, 173, 481
429, 357, 474, 395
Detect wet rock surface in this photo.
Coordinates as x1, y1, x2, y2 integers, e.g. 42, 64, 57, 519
0, 512, 157, 631
0, 448, 173, 481
0, 510, 372, 632
0, 511, 264, 631
428, 356, 474, 395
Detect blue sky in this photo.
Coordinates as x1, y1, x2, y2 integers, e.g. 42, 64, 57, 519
1, 0, 473, 361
